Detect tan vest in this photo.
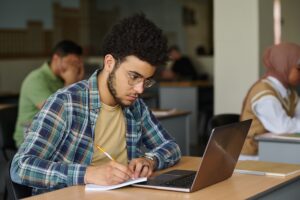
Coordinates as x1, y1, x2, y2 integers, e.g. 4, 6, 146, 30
240, 79, 298, 155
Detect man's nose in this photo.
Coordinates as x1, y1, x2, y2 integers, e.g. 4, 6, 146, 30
133, 81, 144, 94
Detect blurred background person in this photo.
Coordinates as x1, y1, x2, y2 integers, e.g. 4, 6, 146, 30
13, 40, 84, 147
161, 45, 198, 80
240, 43, 300, 155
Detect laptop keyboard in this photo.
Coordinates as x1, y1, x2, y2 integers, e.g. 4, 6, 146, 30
161, 173, 196, 188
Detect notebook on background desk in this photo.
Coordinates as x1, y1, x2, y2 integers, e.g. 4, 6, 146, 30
257, 133, 300, 141
133, 119, 252, 192
235, 160, 300, 177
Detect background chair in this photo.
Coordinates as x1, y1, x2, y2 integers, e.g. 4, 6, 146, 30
205, 113, 240, 145
0, 105, 18, 161
0, 105, 18, 199
196, 86, 214, 156
5, 160, 32, 200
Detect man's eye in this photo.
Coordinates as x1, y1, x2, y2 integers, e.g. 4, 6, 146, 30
130, 73, 140, 80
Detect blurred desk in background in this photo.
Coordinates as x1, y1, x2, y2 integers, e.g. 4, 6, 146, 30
0, 104, 15, 110
159, 81, 213, 147
0, 92, 19, 104
153, 109, 190, 155
159, 80, 211, 87
257, 133, 300, 164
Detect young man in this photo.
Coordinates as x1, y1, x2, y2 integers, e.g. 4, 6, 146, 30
14, 40, 84, 147
11, 14, 181, 195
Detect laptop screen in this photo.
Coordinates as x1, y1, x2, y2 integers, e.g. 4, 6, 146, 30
133, 119, 252, 193
191, 119, 252, 191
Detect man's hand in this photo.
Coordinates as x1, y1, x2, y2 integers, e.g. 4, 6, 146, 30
128, 157, 156, 179
60, 61, 84, 86
84, 161, 133, 185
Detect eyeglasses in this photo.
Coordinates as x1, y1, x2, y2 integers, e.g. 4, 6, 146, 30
127, 71, 156, 88
113, 56, 156, 88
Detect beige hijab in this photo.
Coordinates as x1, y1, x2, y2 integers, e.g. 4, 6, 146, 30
263, 42, 300, 88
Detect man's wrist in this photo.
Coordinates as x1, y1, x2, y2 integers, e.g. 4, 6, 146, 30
142, 153, 158, 169
84, 166, 89, 184
84, 166, 93, 184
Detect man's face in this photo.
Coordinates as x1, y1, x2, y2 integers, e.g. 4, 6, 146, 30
107, 55, 155, 107
58, 54, 83, 72
169, 49, 181, 61
54, 54, 84, 83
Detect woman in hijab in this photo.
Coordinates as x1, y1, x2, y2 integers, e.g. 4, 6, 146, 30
240, 43, 300, 155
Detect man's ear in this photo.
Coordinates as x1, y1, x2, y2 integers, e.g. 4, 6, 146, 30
51, 54, 59, 65
103, 54, 116, 73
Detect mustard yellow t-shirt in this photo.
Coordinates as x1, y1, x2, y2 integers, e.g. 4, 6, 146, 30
91, 103, 128, 166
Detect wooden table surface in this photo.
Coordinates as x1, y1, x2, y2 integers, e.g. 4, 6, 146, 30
23, 156, 300, 200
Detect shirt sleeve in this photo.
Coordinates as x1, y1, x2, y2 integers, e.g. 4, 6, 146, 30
252, 95, 300, 134
140, 102, 181, 169
10, 94, 87, 189
294, 101, 300, 118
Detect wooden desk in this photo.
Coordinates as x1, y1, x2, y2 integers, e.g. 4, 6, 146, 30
159, 81, 212, 146
257, 133, 300, 164
159, 80, 212, 87
0, 92, 19, 104
24, 157, 300, 200
154, 110, 190, 155
0, 103, 15, 110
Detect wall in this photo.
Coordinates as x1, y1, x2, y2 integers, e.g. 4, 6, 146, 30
0, 58, 45, 93
195, 56, 214, 80
0, 0, 79, 29
214, 0, 261, 114
281, 0, 300, 45
258, 0, 274, 77
182, 0, 213, 56
97, 0, 185, 50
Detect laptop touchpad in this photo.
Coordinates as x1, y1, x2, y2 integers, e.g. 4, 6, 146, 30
147, 170, 196, 184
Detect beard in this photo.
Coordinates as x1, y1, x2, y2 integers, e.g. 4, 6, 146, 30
107, 69, 128, 108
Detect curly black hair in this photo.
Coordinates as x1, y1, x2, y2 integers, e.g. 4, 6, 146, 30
101, 13, 168, 67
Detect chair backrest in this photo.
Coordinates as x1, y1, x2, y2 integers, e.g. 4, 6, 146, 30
6, 160, 32, 200
0, 105, 18, 161
206, 113, 240, 140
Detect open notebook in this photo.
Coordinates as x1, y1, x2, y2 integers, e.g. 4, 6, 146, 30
85, 177, 147, 191
151, 109, 177, 117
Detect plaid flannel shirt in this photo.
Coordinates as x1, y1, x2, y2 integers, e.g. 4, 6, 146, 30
11, 70, 181, 194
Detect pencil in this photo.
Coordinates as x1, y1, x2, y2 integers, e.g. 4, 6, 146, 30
95, 144, 115, 161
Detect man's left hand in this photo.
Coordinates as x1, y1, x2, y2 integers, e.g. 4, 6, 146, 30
128, 157, 156, 179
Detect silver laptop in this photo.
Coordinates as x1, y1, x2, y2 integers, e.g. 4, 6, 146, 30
133, 119, 252, 192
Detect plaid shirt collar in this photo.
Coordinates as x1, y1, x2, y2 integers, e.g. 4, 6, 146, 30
88, 69, 101, 111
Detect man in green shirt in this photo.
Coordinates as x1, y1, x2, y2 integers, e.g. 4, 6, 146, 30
14, 40, 84, 147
